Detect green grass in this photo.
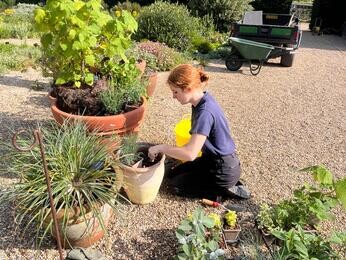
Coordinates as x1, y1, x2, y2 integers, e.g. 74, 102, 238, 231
0, 43, 41, 73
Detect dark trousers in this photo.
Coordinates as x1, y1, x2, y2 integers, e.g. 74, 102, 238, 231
167, 153, 241, 200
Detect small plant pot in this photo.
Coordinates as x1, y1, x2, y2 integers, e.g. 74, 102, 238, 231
222, 224, 241, 243
145, 72, 158, 98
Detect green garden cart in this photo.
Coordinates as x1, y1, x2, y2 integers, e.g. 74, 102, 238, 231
225, 37, 296, 76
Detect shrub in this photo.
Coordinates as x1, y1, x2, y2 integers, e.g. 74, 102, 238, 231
133, 41, 191, 71
251, 0, 293, 14
135, 1, 204, 51
188, 0, 253, 32
191, 36, 215, 54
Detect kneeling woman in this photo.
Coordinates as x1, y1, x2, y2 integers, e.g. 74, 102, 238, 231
148, 64, 249, 200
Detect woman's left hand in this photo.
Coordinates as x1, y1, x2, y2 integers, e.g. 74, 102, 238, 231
148, 145, 164, 161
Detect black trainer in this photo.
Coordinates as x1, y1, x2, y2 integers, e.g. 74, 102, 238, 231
225, 185, 251, 199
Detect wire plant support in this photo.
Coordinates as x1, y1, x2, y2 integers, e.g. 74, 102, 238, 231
12, 129, 64, 260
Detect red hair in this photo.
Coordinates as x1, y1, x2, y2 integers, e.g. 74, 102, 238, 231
167, 64, 209, 90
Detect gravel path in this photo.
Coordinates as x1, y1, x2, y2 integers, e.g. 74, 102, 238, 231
0, 27, 345, 259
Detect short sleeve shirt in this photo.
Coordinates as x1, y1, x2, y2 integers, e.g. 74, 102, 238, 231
190, 92, 236, 156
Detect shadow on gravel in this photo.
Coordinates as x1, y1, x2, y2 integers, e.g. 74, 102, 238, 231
0, 200, 56, 251
25, 93, 51, 109
0, 75, 51, 90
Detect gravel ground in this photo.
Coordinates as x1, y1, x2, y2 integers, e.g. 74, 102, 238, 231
0, 26, 345, 259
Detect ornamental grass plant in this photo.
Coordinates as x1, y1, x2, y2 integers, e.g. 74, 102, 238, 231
0, 121, 126, 247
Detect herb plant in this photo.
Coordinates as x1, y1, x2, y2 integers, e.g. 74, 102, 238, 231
118, 134, 142, 166
175, 207, 225, 260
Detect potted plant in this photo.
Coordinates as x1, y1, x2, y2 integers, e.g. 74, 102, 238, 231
0, 121, 128, 248
115, 134, 165, 204
222, 210, 241, 243
34, 0, 147, 135
175, 208, 225, 259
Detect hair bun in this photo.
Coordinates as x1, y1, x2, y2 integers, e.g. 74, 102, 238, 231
199, 70, 209, 83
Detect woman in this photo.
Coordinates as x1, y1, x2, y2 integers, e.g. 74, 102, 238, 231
148, 64, 249, 200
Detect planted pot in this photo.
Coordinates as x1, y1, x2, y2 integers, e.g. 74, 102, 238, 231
117, 143, 166, 204
50, 97, 147, 136
48, 88, 57, 106
46, 203, 113, 248
223, 224, 241, 243
145, 72, 158, 98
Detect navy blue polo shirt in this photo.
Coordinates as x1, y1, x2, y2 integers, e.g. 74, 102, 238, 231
190, 92, 236, 156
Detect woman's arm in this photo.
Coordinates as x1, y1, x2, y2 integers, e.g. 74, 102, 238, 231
148, 134, 206, 161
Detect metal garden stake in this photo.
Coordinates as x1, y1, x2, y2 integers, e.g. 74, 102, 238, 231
12, 128, 64, 260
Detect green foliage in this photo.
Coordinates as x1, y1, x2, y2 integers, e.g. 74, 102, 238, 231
0, 121, 125, 247
34, 0, 137, 88
188, 0, 253, 32
135, 1, 204, 51
192, 36, 215, 54
251, 0, 293, 14
257, 166, 345, 233
0, 43, 41, 73
118, 134, 142, 166
272, 226, 342, 259
175, 207, 225, 259
0, 0, 15, 8
309, 0, 346, 34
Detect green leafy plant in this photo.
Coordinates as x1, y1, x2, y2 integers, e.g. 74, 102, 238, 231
257, 165, 346, 232
34, 0, 138, 87
0, 121, 125, 247
112, 0, 141, 18
271, 226, 343, 259
175, 207, 225, 259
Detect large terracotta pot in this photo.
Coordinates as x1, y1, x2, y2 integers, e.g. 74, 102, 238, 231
48, 203, 113, 248
145, 72, 158, 98
50, 97, 147, 135
117, 143, 166, 204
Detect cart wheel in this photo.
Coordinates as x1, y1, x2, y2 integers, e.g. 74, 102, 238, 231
280, 53, 295, 67
225, 55, 243, 71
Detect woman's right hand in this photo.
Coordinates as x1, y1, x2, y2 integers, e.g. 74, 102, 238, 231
148, 145, 164, 161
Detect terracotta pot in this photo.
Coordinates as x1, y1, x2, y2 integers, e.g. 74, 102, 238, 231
117, 143, 166, 204
136, 59, 146, 77
223, 224, 241, 243
50, 97, 147, 135
145, 73, 158, 97
47, 203, 113, 248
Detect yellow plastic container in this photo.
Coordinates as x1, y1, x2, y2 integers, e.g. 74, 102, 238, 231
174, 114, 202, 157
175, 114, 192, 147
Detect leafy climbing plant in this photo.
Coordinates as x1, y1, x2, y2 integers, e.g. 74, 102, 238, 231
257, 165, 346, 232
34, 0, 138, 87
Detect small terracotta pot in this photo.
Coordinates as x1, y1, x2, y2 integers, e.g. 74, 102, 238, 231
223, 224, 241, 243
136, 59, 146, 77
145, 72, 158, 98
50, 97, 147, 135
